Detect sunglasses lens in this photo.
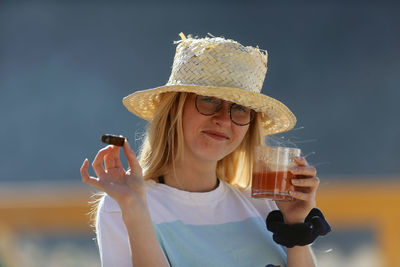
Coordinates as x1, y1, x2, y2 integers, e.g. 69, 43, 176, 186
231, 104, 254, 125
195, 95, 254, 125
196, 96, 221, 115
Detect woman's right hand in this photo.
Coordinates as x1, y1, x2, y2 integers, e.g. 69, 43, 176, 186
80, 140, 146, 208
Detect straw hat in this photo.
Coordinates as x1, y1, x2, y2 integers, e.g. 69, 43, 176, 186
123, 33, 296, 135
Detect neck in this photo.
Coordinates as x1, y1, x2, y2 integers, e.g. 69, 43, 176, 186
163, 160, 219, 193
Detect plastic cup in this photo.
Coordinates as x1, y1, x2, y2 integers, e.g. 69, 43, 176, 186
251, 146, 301, 200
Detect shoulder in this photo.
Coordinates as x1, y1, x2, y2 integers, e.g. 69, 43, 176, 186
98, 194, 120, 213
96, 194, 124, 232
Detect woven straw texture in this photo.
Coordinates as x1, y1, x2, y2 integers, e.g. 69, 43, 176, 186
123, 35, 296, 135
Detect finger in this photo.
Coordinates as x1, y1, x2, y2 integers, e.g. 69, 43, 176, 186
292, 177, 320, 188
289, 190, 315, 202
81, 159, 104, 189
294, 156, 308, 166
113, 146, 123, 169
290, 165, 317, 177
104, 145, 123, 170
104, 146, 116, 170
123, 140, 142, 175
92, 146, 113, 177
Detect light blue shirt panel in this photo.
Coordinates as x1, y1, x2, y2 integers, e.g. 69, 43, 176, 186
154, 217, 286, 267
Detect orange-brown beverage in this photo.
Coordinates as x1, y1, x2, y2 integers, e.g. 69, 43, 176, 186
252, 171, 294, 200
251, 146, 300, 200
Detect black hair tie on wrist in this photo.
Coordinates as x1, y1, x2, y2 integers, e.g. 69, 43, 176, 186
266, 208, 331, 248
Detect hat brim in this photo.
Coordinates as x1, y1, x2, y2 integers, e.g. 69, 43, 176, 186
122, 84, 296, 135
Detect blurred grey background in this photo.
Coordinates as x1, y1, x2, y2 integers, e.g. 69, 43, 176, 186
1, 1, 400, 266
1, 0, 399, 182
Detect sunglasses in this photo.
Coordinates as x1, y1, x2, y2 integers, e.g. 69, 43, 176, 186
195, 95, 255, 126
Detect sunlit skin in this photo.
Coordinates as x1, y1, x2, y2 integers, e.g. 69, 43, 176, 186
162, 93, 250, 192
183, 94, 249, 161
79, 93, 320, 267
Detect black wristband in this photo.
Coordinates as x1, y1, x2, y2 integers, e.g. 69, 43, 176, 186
266, 208, 331, 248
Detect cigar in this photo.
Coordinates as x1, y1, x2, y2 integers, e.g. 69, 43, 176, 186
101, 134, 126, 146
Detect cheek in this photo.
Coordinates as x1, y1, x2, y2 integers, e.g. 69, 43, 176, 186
233, 127, 249, 145
182, 119, 197, 142
182, 107, 203, 144
224, 127, 249, 155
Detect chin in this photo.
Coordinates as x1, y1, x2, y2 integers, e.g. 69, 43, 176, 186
198, 148, 233, 162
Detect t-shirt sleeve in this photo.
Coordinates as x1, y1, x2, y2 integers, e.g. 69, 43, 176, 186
96, 195, 132, 267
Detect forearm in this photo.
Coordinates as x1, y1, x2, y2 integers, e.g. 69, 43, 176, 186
287, 245, 316, 267
120, 199, 169, 267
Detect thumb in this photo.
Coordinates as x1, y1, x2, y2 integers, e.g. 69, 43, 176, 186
123, 140, 142, 176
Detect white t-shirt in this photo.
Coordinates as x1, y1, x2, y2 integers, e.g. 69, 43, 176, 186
96, 179, 287, 267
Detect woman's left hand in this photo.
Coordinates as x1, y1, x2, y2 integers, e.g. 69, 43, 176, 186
275, 157, 320, 224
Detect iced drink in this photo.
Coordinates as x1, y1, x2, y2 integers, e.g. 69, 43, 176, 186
252, 146, 300, 200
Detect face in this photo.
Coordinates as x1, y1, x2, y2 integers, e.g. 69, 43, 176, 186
181, 93, 250, 163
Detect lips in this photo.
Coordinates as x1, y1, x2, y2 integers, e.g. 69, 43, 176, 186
202, 130, 229, 140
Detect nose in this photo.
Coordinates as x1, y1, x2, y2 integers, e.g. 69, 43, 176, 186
212, 102, 231, 126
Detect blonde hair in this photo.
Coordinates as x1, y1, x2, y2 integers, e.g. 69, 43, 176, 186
139, 92, 187, 181
139, 91, 265, 189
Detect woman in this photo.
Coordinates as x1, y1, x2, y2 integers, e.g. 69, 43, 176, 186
80, 33, 326, 267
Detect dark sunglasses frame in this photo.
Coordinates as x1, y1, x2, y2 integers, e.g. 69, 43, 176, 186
194, 95, 255, 126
